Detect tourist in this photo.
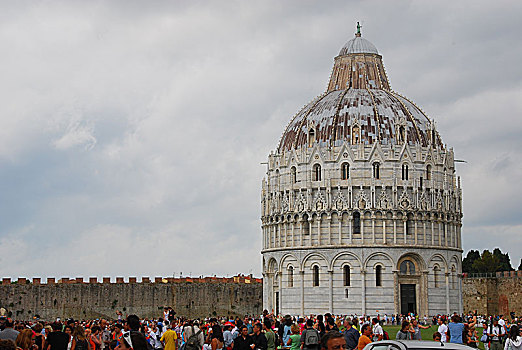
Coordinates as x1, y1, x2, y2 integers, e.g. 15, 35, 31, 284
301, 319, 320, 350
320, 332, 345, 350
286, 324, 300, 350
371, 319, 382, 342
232, 326, 252, 350
222, 324, 234, 350
90, 326, 102, 350
160, 322, 177, 350
33, 324, 45, 350
504, 325, 521, 350
437, 318, 448, 343
0, 319, 19, 342
356, 325, 371, 350
208, 324, 224, 350
342, 318, 359, 350
181, 321, 204, 350
396, 321, 412, 340
250, 323, 266, 350
316, 316, 326, 339
15, 329, 34, 350
112, 325, 123, 345
466, 324, 478, 348
46, 323, 69, 350
115, 332, 148, 350
487, 318, 506, 350
64, 325, 73, 350
447, 315, 465, 344
71, 325, 91, 350
262, 319, 275, 350
411, 320, 430, 340
0, 340, 16, 350
480, 323, 490, 350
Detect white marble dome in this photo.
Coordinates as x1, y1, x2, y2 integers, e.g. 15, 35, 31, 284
339, 35, 379, 55
261, 29, 463, 317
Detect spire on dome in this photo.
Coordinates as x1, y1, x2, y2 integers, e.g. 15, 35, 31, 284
356, 22, 362, 37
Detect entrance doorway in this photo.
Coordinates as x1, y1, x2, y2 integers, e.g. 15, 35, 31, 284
400, 284, 416, 315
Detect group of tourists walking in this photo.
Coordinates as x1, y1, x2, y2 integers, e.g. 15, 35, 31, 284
0, 310, 520, 350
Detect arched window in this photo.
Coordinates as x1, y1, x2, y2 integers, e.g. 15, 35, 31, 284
400, 260, 416, 275
376, 265, 382, 287
341, 163, 350, 180
309, 129, 315, 146
434, 266, 440, 288
353, 212, 361, 234
402, 164, 409, 180
343, 265, 351, 286
426, 165, 432, 181
291, 166, 297, 184
288, 266, 294, 287
313, 164, 321, 181
313, 265, 320, 287
451, 266, 456, 289
373, 162, 380, 179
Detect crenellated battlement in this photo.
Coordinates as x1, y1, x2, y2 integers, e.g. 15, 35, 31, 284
0, 274, 262, 286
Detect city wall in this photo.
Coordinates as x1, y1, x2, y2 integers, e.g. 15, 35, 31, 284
0, 275, 262, 320
0, 271, 520, 320
462, 271, 522, 315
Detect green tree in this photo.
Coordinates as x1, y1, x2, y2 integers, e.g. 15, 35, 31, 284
492, 248, 513, 271
472, 250, 500, 273
462, 250, 480, 273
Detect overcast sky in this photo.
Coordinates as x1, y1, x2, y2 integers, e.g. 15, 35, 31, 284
0, 0, 521, 280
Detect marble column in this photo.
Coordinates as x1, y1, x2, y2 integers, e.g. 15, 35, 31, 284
300, 270, 305, 316
329, 270, 334, 312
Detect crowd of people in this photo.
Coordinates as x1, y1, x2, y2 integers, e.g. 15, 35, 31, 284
0, 309, 520, 350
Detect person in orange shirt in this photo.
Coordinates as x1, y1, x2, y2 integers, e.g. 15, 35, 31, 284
357, 325, 372, 350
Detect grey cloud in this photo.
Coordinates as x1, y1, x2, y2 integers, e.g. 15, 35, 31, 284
0, 0, 520, 278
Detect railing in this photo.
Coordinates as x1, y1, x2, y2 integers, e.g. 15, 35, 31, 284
462, 271, 522, 279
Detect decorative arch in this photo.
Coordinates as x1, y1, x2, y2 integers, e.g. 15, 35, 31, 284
397, 252, 427, 272
363, 252, 394, 269
330, 252, 362, 271
267, 257, 279, 274
428, 253, 448, 272
279, 253, 299, 273
301, 252, 329, 271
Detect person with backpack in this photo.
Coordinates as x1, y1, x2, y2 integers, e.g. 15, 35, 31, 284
371, 319, 382, 342
181, 321, 204, 350
301, 319, 320, 350
487, 319, 506, 350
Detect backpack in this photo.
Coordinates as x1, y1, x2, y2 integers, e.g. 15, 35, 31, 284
383, 330, 390, 340
185, 326, 203, 350
304, 328, 320, 348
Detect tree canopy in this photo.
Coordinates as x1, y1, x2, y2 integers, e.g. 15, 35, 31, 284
462, 248, 514, 273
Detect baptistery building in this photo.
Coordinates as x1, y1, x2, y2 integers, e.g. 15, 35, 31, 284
261, 28, 463, 316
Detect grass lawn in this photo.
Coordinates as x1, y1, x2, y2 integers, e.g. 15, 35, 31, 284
382, 325, 485, 350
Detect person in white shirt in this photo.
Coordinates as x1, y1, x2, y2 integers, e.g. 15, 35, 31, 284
371, 318, 383, 341
437, 318, 448, 343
